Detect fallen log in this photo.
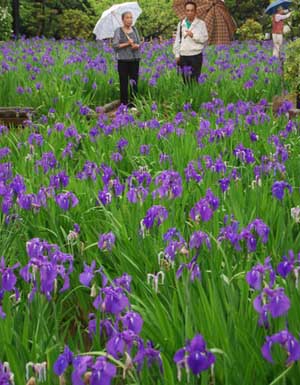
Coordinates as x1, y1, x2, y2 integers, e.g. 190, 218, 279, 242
0, 107, 34, 126
288, 109, 300, 120
101, 99, 120, 113
87, 100, 120, 119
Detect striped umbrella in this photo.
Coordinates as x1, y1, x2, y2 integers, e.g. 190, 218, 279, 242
197, 0, 236, 45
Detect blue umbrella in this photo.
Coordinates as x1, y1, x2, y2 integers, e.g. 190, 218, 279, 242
265, 0, 292, 15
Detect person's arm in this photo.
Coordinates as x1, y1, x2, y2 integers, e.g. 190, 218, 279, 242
173, 22, 181, 60
275, 12, 292, 22
112, 28, 133, 50
191, 21, 208, 44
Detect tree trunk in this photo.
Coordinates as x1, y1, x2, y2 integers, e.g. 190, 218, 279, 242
41, 0, 46, 36
297, 93, 300, 109
12, 0, 20, 38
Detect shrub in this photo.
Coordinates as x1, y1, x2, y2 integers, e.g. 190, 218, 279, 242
0, 6, 12, 41
284, 39, 300, 98
57, 9, 96, 39
236, 19, 263, 41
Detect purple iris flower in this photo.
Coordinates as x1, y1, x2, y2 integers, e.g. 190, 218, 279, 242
79, 261, 97, 287
262, 330, 300, 364
174, 334, 215, 378
20, 238, 73, 300
111, 152, 123, 162
106, 329, 137, 358
250, 132, 259, 142
0, 147, 11, 159
134, 340, 162, 372
0, 256, 19, 292
219, 178, 230, 192
50, 171, 69, 189
53, 350, 117, 385
35, 152, 57, 173
189, 231, 211, 250
113, 273, 132, 292
0, 256, 20, 318
127, 186, 149, 204
90, 357, 116, 385
190, 189, 219, 222
240, 219, 270, 252
152, 170, 183, 199
0, 362, 14, 384
98, 189, 112, 206
163, 228, 184, 243
121, 311, 143, 334
277, 250, 300, 280
10, 174, 26, 194
98, 232, 115, 251
0, 162, 12, 182
272, 181, 292, 201
233, 144, 255, 164
62, 143, 74, 159
246, 257, 275, 290
176, 257, 201, 282
111, 178, 125, 197
71, 356, 93, 385
76, 161, 100, 181
159, 153, 172, 165
116, 137, 128, 152
253, 287, 290, 327
184, 161, 203, 183
164, 240, 187, 261
162, 228, 187, 260
244, 80, 254, 89
28, 133, 44, 146
276, 100, 293, 116
142, 205, 168, 229
93, 286, 129, 314
140, 144, 150, 155
54, 122, 65, 132
55, 192, 79, 211
53, 345, 74, 376
101, 164, 114, 186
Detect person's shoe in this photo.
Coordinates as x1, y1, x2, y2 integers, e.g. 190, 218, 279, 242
129, 107, 138, 113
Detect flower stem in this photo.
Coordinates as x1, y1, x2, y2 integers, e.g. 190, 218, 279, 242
268, 364, 294, 385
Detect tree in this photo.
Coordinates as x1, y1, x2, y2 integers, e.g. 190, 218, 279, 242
12, 0, 20, 37
19, 0, 94, 37
226, 0, 270, 28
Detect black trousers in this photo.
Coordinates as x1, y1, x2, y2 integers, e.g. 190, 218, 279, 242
117, 60, 140, 106
179, 53, 203, 84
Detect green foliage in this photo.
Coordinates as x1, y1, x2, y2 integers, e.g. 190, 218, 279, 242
57, 9, 96, 39
226, 0, 270, 29
284, 39, 300, 93
0, 6, 12, 41
289, 2, 300, 39
236, 19, 264, 41
19, 0, 94, 38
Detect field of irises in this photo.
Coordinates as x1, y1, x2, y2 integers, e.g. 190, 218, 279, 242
1, 37, 300, 385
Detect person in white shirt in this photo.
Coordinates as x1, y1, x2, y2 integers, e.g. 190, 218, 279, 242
173, 1, 208, 83
272, 6, 292, 58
